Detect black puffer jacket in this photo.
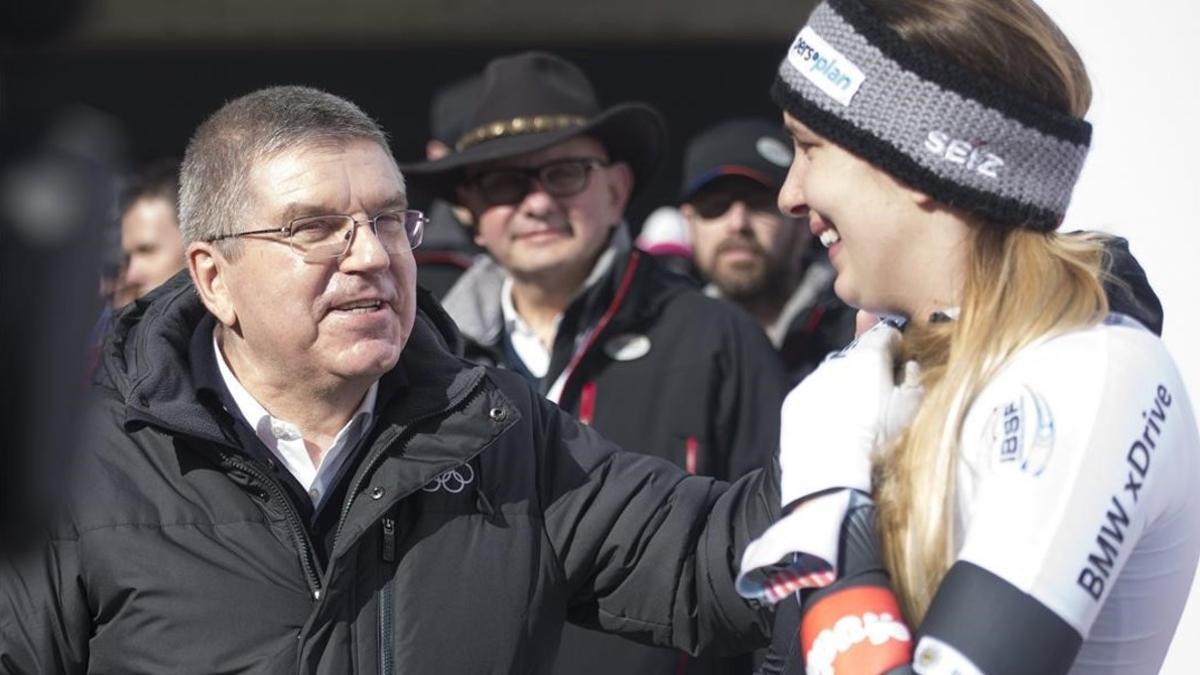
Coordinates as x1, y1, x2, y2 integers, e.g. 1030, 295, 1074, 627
443, 237, 788, 494
0, 276, 778, 674
443, 237, 789, 675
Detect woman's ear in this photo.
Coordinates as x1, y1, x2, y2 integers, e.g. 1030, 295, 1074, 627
187, 242, 237, 327
909, 186, 938, 210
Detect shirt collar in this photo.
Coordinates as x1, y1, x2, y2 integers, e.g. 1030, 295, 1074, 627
500, 275, 543, 338
211, 326, 378, 443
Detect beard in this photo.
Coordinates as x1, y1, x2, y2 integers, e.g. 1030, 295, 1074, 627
708, 237, 782, 301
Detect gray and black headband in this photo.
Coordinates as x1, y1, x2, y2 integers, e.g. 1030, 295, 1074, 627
773, 0, 1091, 230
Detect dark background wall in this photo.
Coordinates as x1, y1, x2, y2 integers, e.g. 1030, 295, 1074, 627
0, 0, 819, 226
2, 44, 789, 225
0, 0, 818, 547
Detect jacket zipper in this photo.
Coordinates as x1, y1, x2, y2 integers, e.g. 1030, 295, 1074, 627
378, 507, 398, 674
220, 452, 324, 599
380, 515, 397, 563
378, 549, 395, 675
340, 380, 487, 674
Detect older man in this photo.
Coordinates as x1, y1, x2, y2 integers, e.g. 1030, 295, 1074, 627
0, 86, 783, 674
404, 53, 788, 675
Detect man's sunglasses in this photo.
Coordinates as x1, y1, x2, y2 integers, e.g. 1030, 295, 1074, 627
466, 157, 610, 206
688, 182, 780, 220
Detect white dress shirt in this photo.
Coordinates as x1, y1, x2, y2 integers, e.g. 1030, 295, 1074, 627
213, 331, 377, 507
500, 276, 558, 379
498, 234, 622, 402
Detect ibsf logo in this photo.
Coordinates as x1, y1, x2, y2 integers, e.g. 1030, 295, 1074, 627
985, 384, 1055, 476
787, 26, 866, 107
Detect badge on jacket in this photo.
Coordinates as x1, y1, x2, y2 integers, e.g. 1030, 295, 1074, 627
603, 333, 652, 361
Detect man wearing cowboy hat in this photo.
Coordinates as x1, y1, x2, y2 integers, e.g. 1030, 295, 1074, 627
404, 52, 787, 675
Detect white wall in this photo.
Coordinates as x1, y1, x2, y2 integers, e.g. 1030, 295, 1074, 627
1037, 1, 1200, 672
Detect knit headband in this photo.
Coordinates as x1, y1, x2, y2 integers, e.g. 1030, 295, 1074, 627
772, 0, 1092, 230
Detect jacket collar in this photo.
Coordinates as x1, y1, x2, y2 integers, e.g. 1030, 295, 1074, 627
702, 258, 837, 348
769, 260, 835, 347
442, 224, 633, 348
99, 271, 482, 447
99, 272, 232, 445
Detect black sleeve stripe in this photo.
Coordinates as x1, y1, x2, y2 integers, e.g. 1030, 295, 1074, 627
918, 562, 1083, 675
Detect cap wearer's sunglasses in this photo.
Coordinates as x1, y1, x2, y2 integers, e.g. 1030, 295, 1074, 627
467, 157, 610, 206
688, 182, 780, 220
207, 210, 426, 262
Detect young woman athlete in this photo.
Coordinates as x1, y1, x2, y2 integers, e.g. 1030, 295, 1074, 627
737, 1, 1200, 673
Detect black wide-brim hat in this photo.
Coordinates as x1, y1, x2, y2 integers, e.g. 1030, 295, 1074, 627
402, 51, 667, 202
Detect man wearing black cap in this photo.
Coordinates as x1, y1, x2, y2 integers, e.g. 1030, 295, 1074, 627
681, 118, 855, 385
413, 73, 484, 300
404, 53, 787, 675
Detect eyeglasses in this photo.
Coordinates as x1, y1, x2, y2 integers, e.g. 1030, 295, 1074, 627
467, 157, 610, 206
207, 209, 426, 262
689, 185, 780, 220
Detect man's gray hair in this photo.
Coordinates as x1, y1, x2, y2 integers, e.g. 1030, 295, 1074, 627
179, 86, 396, 254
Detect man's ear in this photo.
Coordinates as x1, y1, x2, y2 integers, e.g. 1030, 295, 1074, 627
605, 161, 634, 213
453, 185, 488, 246
678, 202, 697, 224
187, 242, 238, 327
678, 202, 703, 239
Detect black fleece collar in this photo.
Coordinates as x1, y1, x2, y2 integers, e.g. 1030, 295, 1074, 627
104, 272, 472, 445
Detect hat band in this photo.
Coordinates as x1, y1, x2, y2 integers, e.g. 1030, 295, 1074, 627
773, 0, 1092, 230
456, 114, 590, 152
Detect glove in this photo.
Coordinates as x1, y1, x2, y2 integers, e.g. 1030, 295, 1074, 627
737, 489, 853, 603
780, 321, 920, 508
738, 323, 924, 605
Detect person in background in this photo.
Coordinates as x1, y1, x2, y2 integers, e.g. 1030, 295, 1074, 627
403, 52, 788, 675
680, 118, 855, 384
415, 74, 484, 300
635, 205, 698, 280
116, 158, 185, 305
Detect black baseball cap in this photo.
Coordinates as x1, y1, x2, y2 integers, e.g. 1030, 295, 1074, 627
429, 74, 483, 146
681, 118, 794, 201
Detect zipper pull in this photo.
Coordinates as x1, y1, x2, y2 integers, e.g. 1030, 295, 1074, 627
381, 516, 396, 563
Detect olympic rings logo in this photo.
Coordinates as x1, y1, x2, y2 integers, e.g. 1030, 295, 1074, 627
421, 463, 476, 494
